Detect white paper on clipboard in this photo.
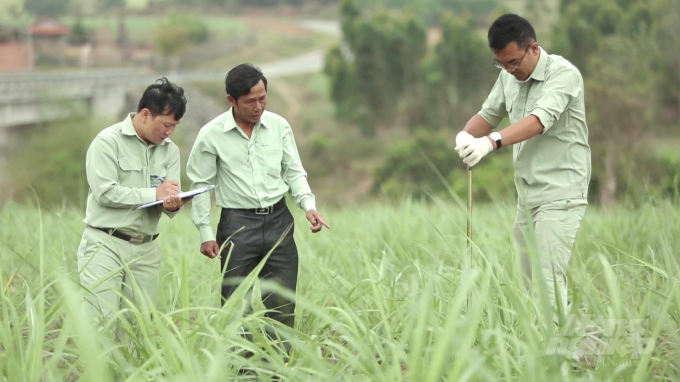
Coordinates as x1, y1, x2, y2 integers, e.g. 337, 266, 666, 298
136, 185, 217, 210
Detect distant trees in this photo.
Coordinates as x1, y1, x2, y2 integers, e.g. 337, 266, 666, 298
324, 0, 495, 136
327, 0, 679, 205
24, 0, 71, 18
152, 14, 209, 71
551, 0, 676, 206
325, 0, 428, 135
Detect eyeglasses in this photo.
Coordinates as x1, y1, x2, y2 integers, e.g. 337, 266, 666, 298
493, 43, 534, 70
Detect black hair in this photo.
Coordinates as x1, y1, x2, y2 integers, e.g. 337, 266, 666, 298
225, 63, 268, 102
137, 77, 187, 120
488, 14, 537, 51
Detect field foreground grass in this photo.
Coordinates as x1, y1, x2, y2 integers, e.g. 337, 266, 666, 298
0, 197, 678, 381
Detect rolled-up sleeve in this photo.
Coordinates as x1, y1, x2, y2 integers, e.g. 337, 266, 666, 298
86, 136, 156, 208
530, 66, 582, 132
187, 130, 218, 243
477, 71, 507, 129
281, 124, 316, 212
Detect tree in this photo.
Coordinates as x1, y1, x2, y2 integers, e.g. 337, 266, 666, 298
585, 35, 657, 207
0, 0, 26, 24
651, 0, 680, 125
325, 0, 427, 135
550, 0, 672, 206
152, 14, 209, 71
422, 13, 493, 129
24, 0, 71, 17
99, 0, 132, 59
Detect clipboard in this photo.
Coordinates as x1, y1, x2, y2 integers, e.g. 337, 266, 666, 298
136, 185, 217, 210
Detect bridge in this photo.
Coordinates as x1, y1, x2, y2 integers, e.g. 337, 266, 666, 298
0, 20, 342, 165
0, 49, 326, 129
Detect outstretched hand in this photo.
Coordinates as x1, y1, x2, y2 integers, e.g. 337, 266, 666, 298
306, 210, 330, 233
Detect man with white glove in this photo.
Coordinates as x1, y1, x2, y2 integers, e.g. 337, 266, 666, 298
455, 133, 494, 168
456, 14, 591, 324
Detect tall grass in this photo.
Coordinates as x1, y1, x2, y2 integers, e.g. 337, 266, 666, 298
0, 195, 678, 380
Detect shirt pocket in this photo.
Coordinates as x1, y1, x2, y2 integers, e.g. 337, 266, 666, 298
149, 163, 167, 188
118, 157, 143, 187
505, 100, 513, 115
265, 166, 281, 190
263, 147, 283, 189
526, 95, 540, 114
264, 147, 282, 171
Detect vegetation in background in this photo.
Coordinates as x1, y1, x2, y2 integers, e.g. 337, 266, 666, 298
68, 18, 95, 45
4, 0, 679, 209
152, 14, 209, 71
324, 0, 680, 206
24, 0, 70, 18
4, 112, 106, 210
0, 0, 27, 25
550, 0, 680, 206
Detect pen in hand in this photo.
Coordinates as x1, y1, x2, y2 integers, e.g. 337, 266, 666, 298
152, 175, 165, 188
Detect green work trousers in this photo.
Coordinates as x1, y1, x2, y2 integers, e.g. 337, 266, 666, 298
76, 226, 163, 339
513, 198, 587, 321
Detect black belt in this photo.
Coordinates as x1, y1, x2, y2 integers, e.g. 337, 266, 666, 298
226, 197, 286, 215
90, 226, 159, 244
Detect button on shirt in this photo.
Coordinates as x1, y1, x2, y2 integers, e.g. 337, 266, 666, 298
83, 113, 181, 236
478, 46, 591, 208
187, 108, 316, 244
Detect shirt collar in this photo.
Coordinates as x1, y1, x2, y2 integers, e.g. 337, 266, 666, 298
122, 112, 168, 145
528, 46, 548, 82
223, 108, 268, 132
122, 112, 138, 136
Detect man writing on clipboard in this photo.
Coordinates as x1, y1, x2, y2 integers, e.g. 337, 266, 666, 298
76, 78, 190, 340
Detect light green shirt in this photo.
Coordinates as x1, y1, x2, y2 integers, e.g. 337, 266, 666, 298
186, 108, 316, 243
478, 46, 591, 208
83, 113, 181, 236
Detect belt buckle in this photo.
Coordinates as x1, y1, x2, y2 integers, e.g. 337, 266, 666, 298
255, 205, 272, 215
129, 235, 144, 244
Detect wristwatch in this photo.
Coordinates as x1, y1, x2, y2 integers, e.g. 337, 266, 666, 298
489, 132, 502, 150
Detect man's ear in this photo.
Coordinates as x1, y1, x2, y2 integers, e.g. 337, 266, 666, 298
227, 95, 236, 107
139, 108, 149, 122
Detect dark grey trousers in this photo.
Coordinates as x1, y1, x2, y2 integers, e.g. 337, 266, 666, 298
216, 198, 298, 329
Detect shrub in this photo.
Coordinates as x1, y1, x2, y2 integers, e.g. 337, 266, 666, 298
5, 114, 107, 209
373, 128, 516, 203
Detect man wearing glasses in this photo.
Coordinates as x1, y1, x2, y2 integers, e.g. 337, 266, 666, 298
454, 14, 591, 323
186, 64, 330, 351
77, 78, 191, 339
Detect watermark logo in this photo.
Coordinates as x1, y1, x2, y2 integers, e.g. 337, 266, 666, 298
546, 314, 655, 363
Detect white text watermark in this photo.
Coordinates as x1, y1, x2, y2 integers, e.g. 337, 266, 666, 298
546, 314, 655, 361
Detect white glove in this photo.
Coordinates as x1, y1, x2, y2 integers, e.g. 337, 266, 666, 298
457, 136, 493, 167
455, 131, 474, 149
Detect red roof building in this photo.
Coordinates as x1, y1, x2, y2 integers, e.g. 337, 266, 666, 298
28, 20, 71, 37
27, 19, 70, 66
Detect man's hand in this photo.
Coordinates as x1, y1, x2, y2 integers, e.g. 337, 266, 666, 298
200, 240, 220, 259
163, 195, 193, 212
457, 136, 494, 167
156, 180, 180, 200
306, 210, 330, 233
455, 130, 475, 148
